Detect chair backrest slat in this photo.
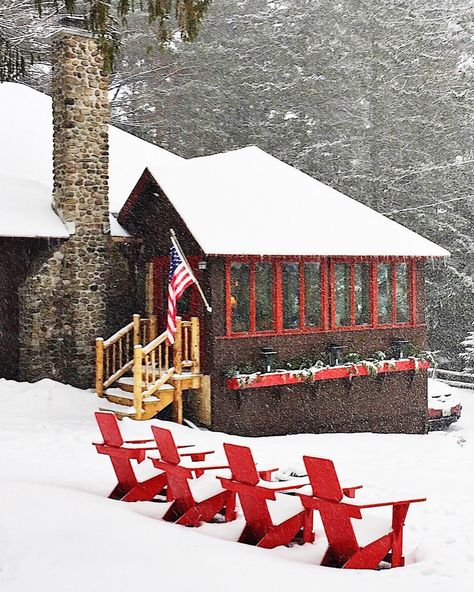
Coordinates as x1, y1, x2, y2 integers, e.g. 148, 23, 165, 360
303, 456, 344, 502
152, 426, 181, 464
224, 443, 260, 485
95, 412, 124, 447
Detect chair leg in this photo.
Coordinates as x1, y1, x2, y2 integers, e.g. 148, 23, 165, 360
391, 503, 410, 567
121, 473, 168, 502
107, 457, 139, 499
224, 491, 237, 522
257, 513, 305, 549
343, 534, 393, 570
175, 492, 230, 527
303, 508, 315, 543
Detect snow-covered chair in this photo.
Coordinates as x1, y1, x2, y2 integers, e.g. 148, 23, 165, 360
219, 443, 311, 548
298, 456, 426, 569
150, 426, 235, 526
93, 412, 204, 502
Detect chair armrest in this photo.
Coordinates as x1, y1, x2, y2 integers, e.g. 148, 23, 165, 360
259, 480, 310, 492
258, 468, 279, 481
219, 478, 278, 501
353, 497, 427, 510
180, 450, 214, 461
342, 484, 363, 498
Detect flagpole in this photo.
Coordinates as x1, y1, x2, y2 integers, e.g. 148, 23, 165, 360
170, 229, 212, 312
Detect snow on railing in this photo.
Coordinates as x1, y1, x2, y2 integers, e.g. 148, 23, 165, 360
430, 367, 474, 390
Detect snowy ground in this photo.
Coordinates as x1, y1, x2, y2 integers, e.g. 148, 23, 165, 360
1, 378, 473, 592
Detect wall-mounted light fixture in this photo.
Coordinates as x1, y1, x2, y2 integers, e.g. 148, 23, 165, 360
327, 344, 344, 367
198, 260, 207, 270
260, 346, 277, 374
391, 339, 409, 360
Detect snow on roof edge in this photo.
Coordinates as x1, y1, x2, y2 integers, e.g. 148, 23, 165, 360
144, 146, 451, 258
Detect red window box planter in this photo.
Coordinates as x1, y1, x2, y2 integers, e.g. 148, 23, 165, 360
225, 358, 430, 390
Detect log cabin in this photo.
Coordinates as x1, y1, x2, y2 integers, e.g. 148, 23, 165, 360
116, 147, 448, 435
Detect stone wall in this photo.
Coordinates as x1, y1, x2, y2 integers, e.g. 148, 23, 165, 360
19, 25, 110, 388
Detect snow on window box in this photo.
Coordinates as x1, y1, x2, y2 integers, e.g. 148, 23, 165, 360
225, 358, 430, 390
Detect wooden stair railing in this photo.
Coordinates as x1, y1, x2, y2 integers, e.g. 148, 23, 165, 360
96, 315, 201, 422
95, 314, 158, 398
133, 330, 174, 420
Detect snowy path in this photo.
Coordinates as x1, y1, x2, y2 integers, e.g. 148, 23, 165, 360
1, 378, 473, 591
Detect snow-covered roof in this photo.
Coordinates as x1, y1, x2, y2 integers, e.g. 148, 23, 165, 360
0, 82, 182, 238
144, 146, 450, 257
0, 176, 69, 239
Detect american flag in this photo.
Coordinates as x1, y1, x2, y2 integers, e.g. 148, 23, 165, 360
166, 244, 196, 344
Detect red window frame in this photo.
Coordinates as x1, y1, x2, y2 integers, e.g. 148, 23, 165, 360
225, 257, 328, 337
225, 256, 418, 338
377, 259, 417, 328
330, 259, 374, 330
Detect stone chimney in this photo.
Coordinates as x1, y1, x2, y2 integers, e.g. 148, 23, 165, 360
51, 16, 109, 233
19, 17, 110, 387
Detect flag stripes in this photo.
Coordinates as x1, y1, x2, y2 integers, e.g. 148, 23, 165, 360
166, 245, 196, 344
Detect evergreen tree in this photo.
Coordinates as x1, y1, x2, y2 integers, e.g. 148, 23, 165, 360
0, 0, 212, 80
461, 327, 474, 373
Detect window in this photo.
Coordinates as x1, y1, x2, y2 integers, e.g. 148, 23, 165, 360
396, 263, 410, 323
304, 262, 321, 328
255, 262, 274, 331
334, 263, 351, 327
225, 258, 416, 336
226, 258, 325, 335
282, 263, 300, 329
230, 262, 250, 333
377, 263, 392, 325
377, 261, 413, 325
355, 263, 370, 325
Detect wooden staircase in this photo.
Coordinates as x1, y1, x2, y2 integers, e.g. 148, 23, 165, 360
95, 314, 203, 421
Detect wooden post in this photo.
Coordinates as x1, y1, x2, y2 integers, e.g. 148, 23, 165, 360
133, 314, 141, 346
173, 316, 183, 374
145, 261, 154, 317
150, 314, 158, 341
95, 338, 104, 397
172, 383, 183, 424
133, 345, 143, 420
191, 317, 200, 374
198, 375, 211, 426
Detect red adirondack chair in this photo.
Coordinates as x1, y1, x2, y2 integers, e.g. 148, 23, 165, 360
93, 412, 206, 502
150, 426, 235, 526
219, 443, 311, 548
299, 456, 426, 569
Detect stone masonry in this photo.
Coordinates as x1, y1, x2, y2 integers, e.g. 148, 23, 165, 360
19, 22, 110, 388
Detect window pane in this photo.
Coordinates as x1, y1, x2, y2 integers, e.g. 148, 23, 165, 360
396, 263, 410, 323
377, 263, 392, 324
255, 262, 274, 331
304, 262, 321, 327
355, 263, 370, 325
282, 263, 300, 329
230, 263, 250, 332
335, 263, 350, 327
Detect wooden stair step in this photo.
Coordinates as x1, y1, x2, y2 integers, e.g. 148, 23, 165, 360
99, 401, 137, 420
105, 388, 162, 406
116, 377, 174, 393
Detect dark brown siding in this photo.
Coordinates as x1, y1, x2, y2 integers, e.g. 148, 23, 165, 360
0, 239, 44, 379
212, 370, 428, 436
